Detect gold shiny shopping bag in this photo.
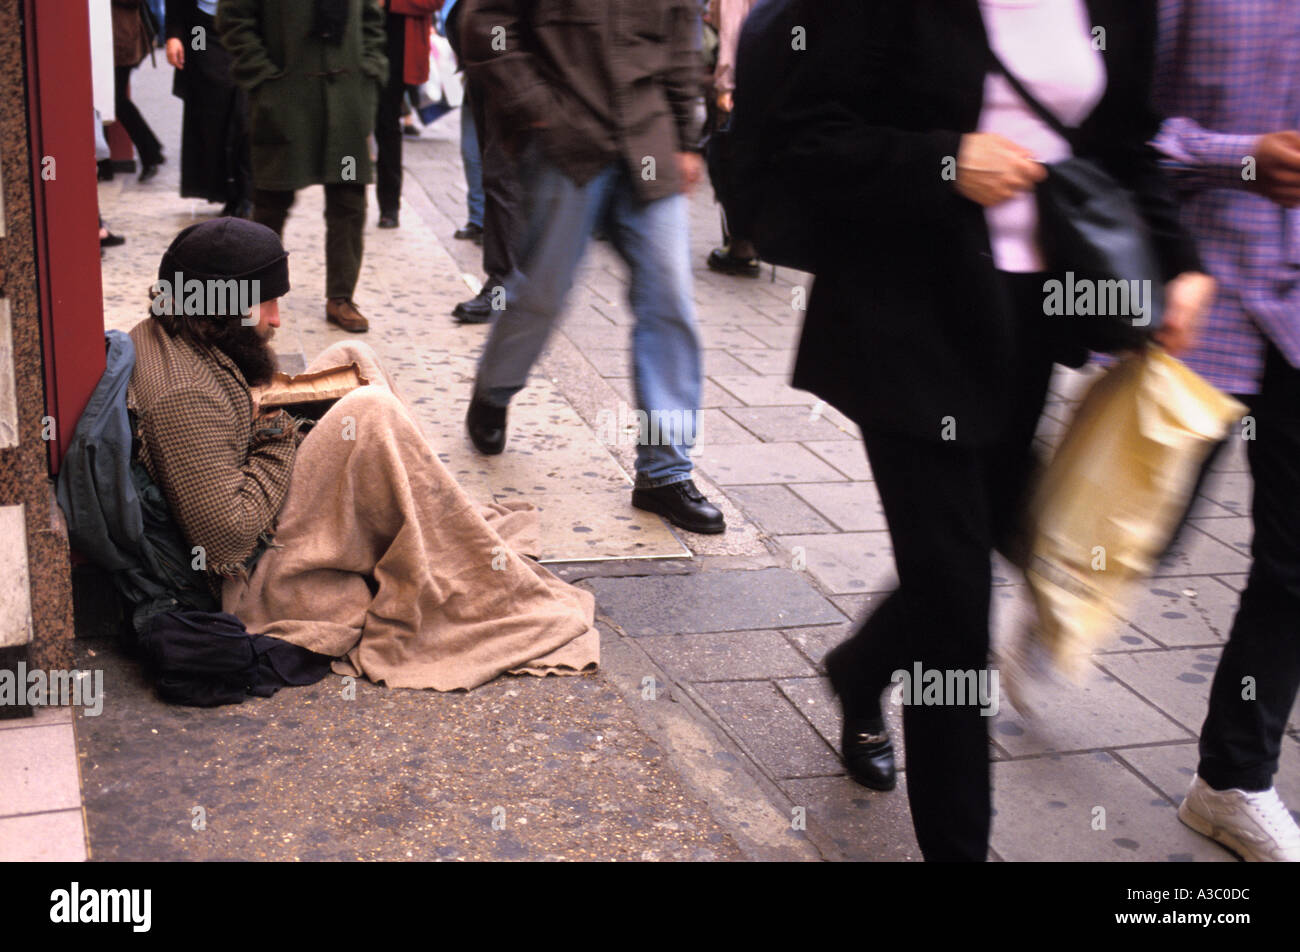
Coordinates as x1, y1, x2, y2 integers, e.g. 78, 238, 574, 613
1020, 348, 1246, 677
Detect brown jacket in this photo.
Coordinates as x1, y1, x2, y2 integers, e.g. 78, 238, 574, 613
127, 318, 302, 579
460, 0, 704, 202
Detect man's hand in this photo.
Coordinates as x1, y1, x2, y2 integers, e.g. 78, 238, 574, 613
166, 37, 185, 70
954, 133, 1046, 207
716, 90, 733, 113
1250, 131, 1300, 208
677, 152, 704, 194
1154, 271, 1216, 357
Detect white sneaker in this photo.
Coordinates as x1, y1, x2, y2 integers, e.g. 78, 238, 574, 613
1178, 774, 1300, 862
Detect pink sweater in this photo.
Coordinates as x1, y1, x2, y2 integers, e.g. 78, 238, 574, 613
708, 0, 758, 95
977, 0, 1106, 272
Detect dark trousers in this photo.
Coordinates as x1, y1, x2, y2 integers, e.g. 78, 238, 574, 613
113, 65, 163, 166
839, 272, 1056, 861
447, 4, 521, 283
179, 10, 252, 207
467, 76, 524, 286
703, 95, 749, 250
1197, 345, 1300, 792
252, 184, 366, 301
375, 12, 407, 218
446, 3, 521, 285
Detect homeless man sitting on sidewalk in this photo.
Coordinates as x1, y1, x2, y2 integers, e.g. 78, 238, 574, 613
126, 218, 599, 690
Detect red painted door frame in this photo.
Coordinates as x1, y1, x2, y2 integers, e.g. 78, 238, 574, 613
24, 0, 107, 473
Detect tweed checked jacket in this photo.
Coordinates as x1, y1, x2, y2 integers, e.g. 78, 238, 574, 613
126, 318, 302, 579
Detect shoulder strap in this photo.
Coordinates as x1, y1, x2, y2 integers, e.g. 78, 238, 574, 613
986, 47, 1079, 148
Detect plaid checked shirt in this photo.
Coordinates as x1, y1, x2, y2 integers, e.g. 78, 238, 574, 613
126, 318, 302, 580
1153, 0, 1300, 395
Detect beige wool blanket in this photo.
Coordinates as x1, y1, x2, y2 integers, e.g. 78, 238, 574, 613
223, 342, 599, 690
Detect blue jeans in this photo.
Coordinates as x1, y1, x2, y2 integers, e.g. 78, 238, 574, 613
459, 92, 484, 228
474, 140, 703, 489
147, 0, 166, 42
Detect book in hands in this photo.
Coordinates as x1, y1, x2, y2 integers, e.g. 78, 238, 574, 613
254, 362, 369, 420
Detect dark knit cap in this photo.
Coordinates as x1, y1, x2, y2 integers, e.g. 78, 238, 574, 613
157, 217, 290, 316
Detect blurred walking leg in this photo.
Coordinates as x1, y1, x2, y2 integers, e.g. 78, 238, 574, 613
468, 77, 523, 288
113, 65, 163, 167
1197, 346, 1300, 792
838, 272, 1054, 860
473, 142, 612, 407
606, 178, 702, 488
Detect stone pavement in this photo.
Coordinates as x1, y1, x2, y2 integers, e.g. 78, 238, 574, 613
64, 60, 1300, 862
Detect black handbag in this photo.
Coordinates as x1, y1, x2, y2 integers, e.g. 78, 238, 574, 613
988, 51, 1165, 353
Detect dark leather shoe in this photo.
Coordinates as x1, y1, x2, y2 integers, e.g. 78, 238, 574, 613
466, 396, 507, 455
326, 297, 369, 333
378, 213, 399, 229
824, 640, 896, 791
453, 287, 496, 324
631, 479, 726, 534
707, 247, 760, 278
454, 222, 483, 242
840, 716, 897, 791
138, 156, 164, 184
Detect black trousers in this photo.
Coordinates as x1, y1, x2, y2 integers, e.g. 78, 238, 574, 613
702, 95, 748, 249
445, 4, 521, 285
375, 11, 407, 218
466, 76, 524, 286
252, 183, 366, 301
178, 10, 252, 206
1197, 345, 1300, 792
113, 65, 164, 166
840, 272, 1056, 861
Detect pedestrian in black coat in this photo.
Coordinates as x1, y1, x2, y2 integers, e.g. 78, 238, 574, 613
774, 0, 1215, 861
165, 0, 253, 216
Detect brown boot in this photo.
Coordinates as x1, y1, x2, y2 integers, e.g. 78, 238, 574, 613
326, 297, 369, 333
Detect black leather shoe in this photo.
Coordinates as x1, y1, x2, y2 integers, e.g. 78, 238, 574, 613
466, 396, 507, 455
824, 640, 896, 791
631, 479, 726, 534
138, 156, 164, 184
453, 286, 496, 324
378, 213, 399, 229
839, 716, 896, 791
454, 222, 483, 242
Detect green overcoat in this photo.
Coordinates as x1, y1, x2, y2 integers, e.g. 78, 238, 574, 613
216, 0, 388, 191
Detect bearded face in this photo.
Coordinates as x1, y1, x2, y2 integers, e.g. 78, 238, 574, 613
152, 308, 279, 387
211, 317, 279, 388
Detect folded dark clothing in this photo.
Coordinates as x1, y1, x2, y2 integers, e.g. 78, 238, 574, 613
143, 609, 332, 707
